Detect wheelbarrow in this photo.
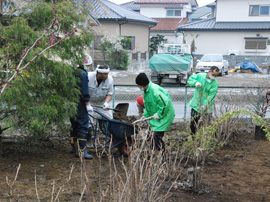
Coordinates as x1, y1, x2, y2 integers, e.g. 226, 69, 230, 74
88, 109, 138, 156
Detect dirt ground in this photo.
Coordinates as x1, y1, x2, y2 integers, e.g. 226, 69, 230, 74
1, 129, 270, 202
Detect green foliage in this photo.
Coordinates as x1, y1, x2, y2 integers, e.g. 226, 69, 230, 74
99, 36, 130, 70
0, 0, 94, 139
120, 36, 133, 50
149, 34, 165, 53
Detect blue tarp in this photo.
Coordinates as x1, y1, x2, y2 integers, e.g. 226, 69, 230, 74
237, 61, 260, 73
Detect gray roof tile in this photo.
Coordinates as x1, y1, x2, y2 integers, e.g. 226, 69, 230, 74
121, 1, 140, 11
188, 6, 211, 21
87, 0, 157, 25
178, 18, 270, 31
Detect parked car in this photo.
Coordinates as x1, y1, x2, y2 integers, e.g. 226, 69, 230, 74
196, 54, 229, 76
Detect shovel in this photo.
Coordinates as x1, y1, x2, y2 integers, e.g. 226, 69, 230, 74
92, 105, 122, 112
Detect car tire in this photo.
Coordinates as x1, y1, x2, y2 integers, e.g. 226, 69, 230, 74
225, 71, 228, 75
219, 68, 224, 76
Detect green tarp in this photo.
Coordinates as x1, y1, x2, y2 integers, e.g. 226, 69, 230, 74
149, 54, 192, 72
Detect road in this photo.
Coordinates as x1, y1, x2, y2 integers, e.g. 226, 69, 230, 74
111, 69, 270, 87
109, 68, 270, 119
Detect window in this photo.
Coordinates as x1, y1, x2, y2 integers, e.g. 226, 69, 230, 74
166, 10, 181, 17
250, 5, 270, 16
122, 36, 135, 50
245, 38, 267, 50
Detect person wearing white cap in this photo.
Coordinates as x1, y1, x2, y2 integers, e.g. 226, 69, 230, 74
70, 54, 94, 159
88, 65, 114, 119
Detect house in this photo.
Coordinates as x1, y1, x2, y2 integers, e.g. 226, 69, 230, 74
121, 1, 140, 12
177, 0, 270, 56
133, 0, 198, 44
188, 5, 212, 23
87, 0, 157, 54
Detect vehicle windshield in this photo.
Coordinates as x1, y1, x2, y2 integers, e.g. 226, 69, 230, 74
200, 55, 222, 62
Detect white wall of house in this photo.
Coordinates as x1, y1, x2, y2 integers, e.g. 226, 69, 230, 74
92, 21, 119, 40
217, 0, 270, 22
184, 31, 270, 56
150, 32, 184, 44
92, 21, 150, 53
121, 23, 150, 53
140, 3, 192, 18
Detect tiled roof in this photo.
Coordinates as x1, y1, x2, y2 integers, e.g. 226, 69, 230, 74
121, 1, 140, 11
177, 18, 270, 31
86, 0, 157, 25
151, 18, 188, 31
188, 6, 211, 21
134, 0, 189, 4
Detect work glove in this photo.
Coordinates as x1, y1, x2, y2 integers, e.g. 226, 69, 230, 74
200, 105, 207, 112
103, 102, 110, 110
153, 113, 160, 119
86, 105, 93, 113
195, 82, 202, 88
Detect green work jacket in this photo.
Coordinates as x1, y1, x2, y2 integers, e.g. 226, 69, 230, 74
188, 73, 219, 113
143, 81, 175, 131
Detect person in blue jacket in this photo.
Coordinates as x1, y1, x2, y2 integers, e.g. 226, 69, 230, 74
70, 54, 94, 159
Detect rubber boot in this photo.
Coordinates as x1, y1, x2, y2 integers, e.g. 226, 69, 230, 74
70, 137, 77, 154
78, 140, 93, 159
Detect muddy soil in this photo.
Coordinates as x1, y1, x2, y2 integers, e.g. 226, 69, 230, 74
1, 130, 270, 202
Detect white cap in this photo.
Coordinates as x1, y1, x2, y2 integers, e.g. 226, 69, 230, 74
83, 54, 92, 65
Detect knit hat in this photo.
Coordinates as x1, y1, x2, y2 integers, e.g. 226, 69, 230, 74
136, 73, 149, 86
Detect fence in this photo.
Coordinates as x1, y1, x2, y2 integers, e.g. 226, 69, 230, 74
112, 85, 269, 122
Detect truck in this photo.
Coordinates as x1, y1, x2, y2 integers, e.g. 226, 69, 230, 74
150, 44, 193, 85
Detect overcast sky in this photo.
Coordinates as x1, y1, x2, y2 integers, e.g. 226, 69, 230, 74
109, 0, 215, 7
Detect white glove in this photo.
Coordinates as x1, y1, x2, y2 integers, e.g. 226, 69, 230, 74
200, 105, 207, 112
153, 113, 160, 119
86, 105, 93, 113
195, 82, 202, 88
103, 102, 110, 110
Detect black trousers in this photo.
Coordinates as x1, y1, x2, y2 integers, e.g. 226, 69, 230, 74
190, 108, 212, 135
153, 131, 165, 153
190, 108, 200, 135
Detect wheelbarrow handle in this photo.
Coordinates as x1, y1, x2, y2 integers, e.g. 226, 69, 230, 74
132, 115, 155, 124
92, 105, 121, 112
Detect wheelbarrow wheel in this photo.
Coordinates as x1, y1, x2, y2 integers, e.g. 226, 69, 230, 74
118, 139, 133, 157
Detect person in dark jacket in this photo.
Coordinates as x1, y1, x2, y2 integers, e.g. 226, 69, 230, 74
70, 54, 93, 159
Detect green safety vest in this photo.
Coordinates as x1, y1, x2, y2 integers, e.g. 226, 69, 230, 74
188, 73, 219, 113
143, 81, 175, 131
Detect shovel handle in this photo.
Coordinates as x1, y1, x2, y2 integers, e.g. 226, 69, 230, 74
92, 105, 121, 112
133, 115, 155, 124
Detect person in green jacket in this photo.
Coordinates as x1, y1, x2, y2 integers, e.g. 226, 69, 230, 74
135, 73, 175, 153
188, 66, 220, 134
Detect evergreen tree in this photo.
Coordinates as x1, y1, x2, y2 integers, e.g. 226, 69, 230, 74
0, 0, 95, 138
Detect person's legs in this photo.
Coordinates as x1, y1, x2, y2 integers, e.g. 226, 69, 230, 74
153, 131, 165, 153
76, 101, 92, 159
190, 108, 200, 135
70, 118, 78, 154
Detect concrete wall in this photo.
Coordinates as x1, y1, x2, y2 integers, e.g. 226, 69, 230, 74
150, 32, 184, 44
217, 0, 270, 22
184, 31, 270, 56
193, 54, 270, 69
92, 21, 150, 53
